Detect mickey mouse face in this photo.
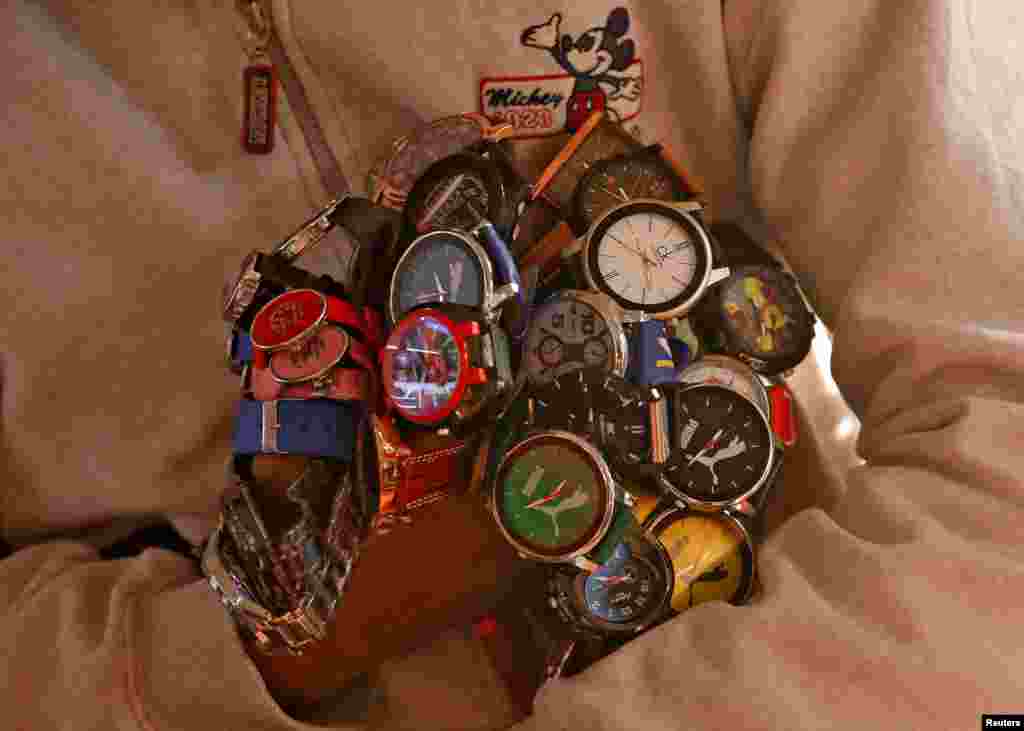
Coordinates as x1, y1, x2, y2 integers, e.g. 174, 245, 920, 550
563, 29, 614, 77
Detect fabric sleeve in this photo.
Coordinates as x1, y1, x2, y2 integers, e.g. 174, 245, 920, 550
516, 0, 1024, 728
0, 541, 350, 731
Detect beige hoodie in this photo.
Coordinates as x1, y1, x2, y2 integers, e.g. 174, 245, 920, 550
1, 0, 1021, 729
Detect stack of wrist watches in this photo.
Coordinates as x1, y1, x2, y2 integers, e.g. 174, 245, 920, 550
201, 108, 817, 665
478, 110, 815, 678
206, 196, 401, 655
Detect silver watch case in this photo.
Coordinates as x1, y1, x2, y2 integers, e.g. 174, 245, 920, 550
581, 198, 730, 321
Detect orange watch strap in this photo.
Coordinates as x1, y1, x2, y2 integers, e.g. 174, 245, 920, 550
659, 144, 705, 200
530, 110, 605, 201
518, 220, 577, 273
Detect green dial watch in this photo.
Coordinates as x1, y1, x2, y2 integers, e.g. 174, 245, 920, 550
490, 430, 638, 573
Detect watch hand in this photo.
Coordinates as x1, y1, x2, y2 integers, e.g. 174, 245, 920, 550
687, 428, 725, 466
406, 347, 441, 355
525, 479, 567, 510
417, 173, 465, 231
593, 574, 630, 585
596, 184, 630, 202
433, 273, 448, 298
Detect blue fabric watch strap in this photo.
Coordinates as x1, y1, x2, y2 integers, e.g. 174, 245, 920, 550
626, 320, 677, 386
234, 398, 356, 459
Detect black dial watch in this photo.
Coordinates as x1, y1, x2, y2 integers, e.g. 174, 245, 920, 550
691, 222, 816, 376
526, 367, 670, 484
403, 144, 527, 242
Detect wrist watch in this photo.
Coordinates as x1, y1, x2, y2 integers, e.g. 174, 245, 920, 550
525, 367, 670, 486
234, 398, 358, 459
635, 501, 758, 614
523, 289, 629, 387
242, 324, 374, 403
381, 302, 513, 435
223, 196, 402, 329
690, 222, 816, 377
658, 356, 783, 514
368, 112, 513, 209
201, 457, 366, 655
387, 221, 524, 338
369, 412, 471, 533
402, 144, 528, 242
545, 529, 673, 641
248, 288, 373, 369
488, 429, 639, 573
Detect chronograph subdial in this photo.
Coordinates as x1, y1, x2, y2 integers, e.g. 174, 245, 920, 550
524, 290, 628, 386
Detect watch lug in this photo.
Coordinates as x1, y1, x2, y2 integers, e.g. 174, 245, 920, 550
487, 282, 520, 313
572, 556, 602, 574
708, 266, 731, 286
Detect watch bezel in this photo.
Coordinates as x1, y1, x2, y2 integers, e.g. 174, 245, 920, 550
268, 323, 351, 385
388, 229, 495, 325
525, 289, 629, 386
491, 430, 618, 564
645, 507, 756, 609
249, 288, 329, 352
674, 355, 772, 421
381, 306, 475, 426
658, 382, 778, 512
583, 199, 715, 319
402, 151, 511, 237
704, 264, 816, 376
572, 532, 675, 635
570, 144, 687, 236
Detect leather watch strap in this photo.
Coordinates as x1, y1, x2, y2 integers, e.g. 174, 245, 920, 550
519, 220, 576, 273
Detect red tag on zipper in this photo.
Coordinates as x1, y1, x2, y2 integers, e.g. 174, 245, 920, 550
242, 64, 276, 154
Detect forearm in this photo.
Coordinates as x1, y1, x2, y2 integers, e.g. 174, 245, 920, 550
236, 456, 534, 710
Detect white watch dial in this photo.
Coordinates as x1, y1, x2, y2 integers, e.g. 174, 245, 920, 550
594, 210, 699, 309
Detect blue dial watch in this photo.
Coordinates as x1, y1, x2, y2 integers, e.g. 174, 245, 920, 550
234, 398, 358, 459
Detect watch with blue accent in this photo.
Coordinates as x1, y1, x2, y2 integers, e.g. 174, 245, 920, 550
233, 398, 358, 459
624, 319, 678, 386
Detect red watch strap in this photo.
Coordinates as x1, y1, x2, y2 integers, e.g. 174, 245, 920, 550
401, 440, 468, 510
249, 365, 369, 402
768, 383, 798, 447
326, 295, 367, 339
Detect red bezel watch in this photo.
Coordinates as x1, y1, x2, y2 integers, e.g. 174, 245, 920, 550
380, 303, 514, 435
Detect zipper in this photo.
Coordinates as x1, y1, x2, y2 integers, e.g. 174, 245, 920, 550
237, 0, 349, 197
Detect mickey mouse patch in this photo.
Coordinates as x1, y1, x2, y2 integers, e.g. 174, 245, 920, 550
480, 8, 644, 139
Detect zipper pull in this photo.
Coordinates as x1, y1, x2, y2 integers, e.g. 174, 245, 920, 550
238, 0, 276, 154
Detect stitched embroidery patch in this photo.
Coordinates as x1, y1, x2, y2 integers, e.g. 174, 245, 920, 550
480, 9, 645, 139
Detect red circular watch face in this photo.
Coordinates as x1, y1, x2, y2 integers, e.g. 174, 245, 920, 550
249, 289, 327, 351
382, 310, 467, 424
269, 324, 350, 384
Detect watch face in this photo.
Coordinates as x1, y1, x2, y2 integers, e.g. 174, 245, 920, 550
675, 356, 770, 420
662, 385, 774, 507
390, 232, 487, 321
249, 289, 327, 351
580, 539, 671, 629
529, 368, 662, 471
653, 511, 754, 611
716, 265, 814, 373
494, 433, 612, 559
268, 324, 349, 384
525, 292, 625, 385
573, 148, 685, 234
405, 153, 502, 234
587, 202, 710, 316
382, 311, 466, 424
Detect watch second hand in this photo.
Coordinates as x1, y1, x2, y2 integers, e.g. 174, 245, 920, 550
525, 480, 567, 510
417, 173, 465, 231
